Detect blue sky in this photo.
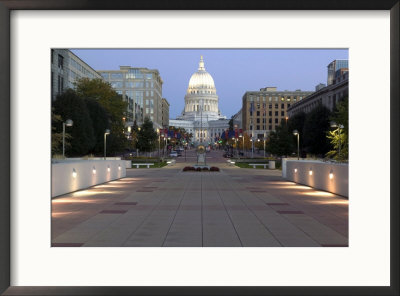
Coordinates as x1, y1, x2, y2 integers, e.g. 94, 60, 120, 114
71, 49, 348, 119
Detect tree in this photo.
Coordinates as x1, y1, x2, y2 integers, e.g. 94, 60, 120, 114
75, 78, 128, 154
84, 98, 110, 155
302, 104, 332, 156
266, 123, 294, 156
326, 97, 348, 161
53, 89, 95, 156
136, 117, 157, 153
51, 108, 70, 156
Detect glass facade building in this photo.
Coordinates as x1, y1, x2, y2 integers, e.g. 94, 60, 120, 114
327, 59, 348, 85
97, 66, 164, 128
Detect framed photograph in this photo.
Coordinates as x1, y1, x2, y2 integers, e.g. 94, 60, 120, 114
1, 1, 399, 295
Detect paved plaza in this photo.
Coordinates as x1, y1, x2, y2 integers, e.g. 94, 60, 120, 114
52, 150, 348, 247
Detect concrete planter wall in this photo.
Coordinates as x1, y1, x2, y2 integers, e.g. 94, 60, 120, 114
51, 159, 126, 198
283, 159, 348, 197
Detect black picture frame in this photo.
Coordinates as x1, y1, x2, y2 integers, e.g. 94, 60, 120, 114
0, 1, 399, 295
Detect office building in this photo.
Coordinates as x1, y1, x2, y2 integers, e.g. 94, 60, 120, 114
242, 87, 313, 139
51, 49, 102, 101
161, 98, 170, 128
287, 70, 348, 117
327, 59, 348, 85
98, 66, 164, 128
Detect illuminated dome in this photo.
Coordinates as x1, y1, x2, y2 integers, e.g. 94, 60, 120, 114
187, 56, 216, 92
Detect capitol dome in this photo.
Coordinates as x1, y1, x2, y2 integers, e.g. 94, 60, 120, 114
187, 56, 216, 91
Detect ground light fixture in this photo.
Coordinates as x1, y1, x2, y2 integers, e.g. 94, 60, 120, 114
107, 165, 110, 173
118, 165, 121, 171
329, 169, 334, 179
72, 168, 77, 178
62, 119, 73, 158
309, 168, 313, 176
92, 166, 96, 174
294, 168, 297, 173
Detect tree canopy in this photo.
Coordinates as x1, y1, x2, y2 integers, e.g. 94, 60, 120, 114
302, 104, 332, 156
136, 117, 157, 152
52, 89, 95, 156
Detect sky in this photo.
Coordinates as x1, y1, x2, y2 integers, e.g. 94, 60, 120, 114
71, 49, 348, 119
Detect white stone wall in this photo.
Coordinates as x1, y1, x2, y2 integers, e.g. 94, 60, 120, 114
52, 159, 126, 197
283, 160, 348, 197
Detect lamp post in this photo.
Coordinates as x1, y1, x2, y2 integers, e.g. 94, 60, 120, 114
62, 119, 73, 158
330, 121, 344, 160
157, 129, 160, 160
104, 129, 110, 160
200, 99, 203, 143
238, 134, 243, 159
293, 129, 300, 160
263, 132, 266, 158
250, 136, 254, 158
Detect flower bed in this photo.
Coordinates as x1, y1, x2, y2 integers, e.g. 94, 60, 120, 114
182, 166, 220, 172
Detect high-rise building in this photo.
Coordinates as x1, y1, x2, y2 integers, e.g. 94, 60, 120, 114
51, 49, 102, 101
97, 67, 163, 128
327, 60, 348, 85
161, 98, 170, 128
242, 87, 313, 138
169, 56, 229, 143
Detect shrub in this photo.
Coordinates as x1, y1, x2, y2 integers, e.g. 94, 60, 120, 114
210, 167, 220, 172
196, 167, 202, 172
202, 167, 209, 171
183, 166, 193, 171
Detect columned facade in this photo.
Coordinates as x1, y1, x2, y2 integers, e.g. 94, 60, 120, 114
170, 56, 229, 143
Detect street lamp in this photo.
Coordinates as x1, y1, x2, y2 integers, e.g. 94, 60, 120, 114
293, 129, 300, 160
263, 132, 266, 158
250, 136, 254, 158
104, 129, 110, 160
238, 134, 243, 159
62, 119, 73, 158
157, 129, 160, 160
330, 121, 344, 160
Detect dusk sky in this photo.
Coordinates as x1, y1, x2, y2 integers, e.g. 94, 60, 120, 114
71, 49, 348, 119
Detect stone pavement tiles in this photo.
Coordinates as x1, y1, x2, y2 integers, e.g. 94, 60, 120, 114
52, 154, 348, 247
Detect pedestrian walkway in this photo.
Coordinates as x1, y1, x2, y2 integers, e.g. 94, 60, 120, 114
52, 150, 348, 247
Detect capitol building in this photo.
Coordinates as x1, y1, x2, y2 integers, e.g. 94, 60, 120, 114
169, 56, 229, 144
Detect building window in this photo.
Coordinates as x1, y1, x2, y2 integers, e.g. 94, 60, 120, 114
281, 103, 284, 108
111, 81, 123, 88
275, 118, 278, 124
110, 73, 123, 79
269, 111, 272, 116
268, 118, 272, 123
269, 97, 272, 102
101, 73, 109, 80
275, 104, 278, 109
256, 118, 260, 123
269, 104, 272, 109
275, 97, 279, 102
256, 125, 260, 130
287, 104, 290, 108
250, 111, 253, 116
269, 125, 272, 130
275, 111, 278, 116
51, 49, 54, 64
256, 111, 260, 116
281, 111, 285, 116
58, 55, 64, 69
